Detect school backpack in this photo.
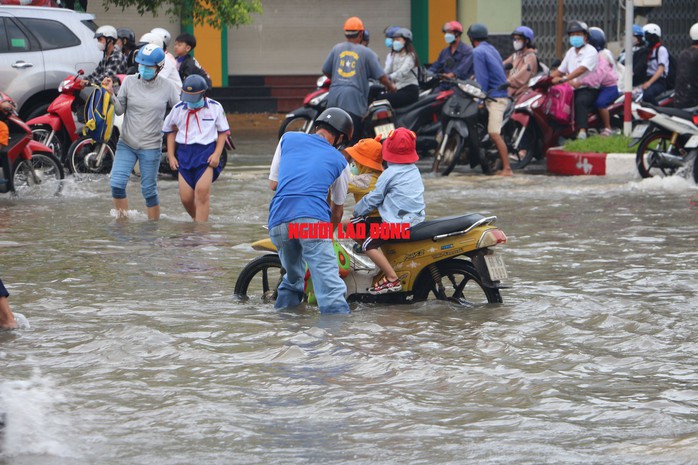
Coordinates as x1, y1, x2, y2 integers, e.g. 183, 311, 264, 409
82, 85, 115, 144
543, 82, 574, 125
648, 44, 677, 90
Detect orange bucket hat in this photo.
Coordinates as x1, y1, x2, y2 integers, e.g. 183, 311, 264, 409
382, 128, 418, 164
345, 136, 383, 171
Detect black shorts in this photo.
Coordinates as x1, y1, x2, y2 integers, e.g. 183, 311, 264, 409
351, 216, 385, 251
0, 278, 8, 298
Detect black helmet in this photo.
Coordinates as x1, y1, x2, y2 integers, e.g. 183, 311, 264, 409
567, 20, 589, 35
314, 108, 354, 147
467, 23, 488, 41
588, 27, 606, 51
116, 27, 135, 47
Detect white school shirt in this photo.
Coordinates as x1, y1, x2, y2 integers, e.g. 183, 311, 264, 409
162, 98, 230, 145
559, 43, 598, 80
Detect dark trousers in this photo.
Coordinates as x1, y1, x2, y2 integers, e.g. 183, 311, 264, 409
642, 78, 667, 106
380, 84, 419, 109
574, 87, 599, 130
347, 111, 364, 145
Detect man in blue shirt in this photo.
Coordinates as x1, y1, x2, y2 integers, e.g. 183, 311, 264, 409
322, 17, 395, 144
429, 21, 474, 90
268, 108, 353, 314
469, 23, 513, 176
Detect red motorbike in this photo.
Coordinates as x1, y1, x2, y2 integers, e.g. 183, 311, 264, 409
505, 75, 674, 169
0, 93, 64, 197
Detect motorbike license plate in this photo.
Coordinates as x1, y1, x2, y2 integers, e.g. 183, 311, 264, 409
685, 135, 698, 149
374, 123, 395, 139
630, 124, 649, 139
484, 254, 508, 281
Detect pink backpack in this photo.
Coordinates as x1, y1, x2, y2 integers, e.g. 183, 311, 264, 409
543, 83, 574, 125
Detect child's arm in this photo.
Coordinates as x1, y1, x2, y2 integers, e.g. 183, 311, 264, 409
354, 172, 389, 217
166, 132, 178, 170
207, 132, 227, 168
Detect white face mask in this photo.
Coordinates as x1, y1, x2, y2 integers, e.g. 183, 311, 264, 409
513, 40, 524, 51
97, 41, 106, 52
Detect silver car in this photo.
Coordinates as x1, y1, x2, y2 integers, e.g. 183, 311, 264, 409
0, 5, 101, 119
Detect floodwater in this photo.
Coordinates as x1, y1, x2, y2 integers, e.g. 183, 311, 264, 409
1, 137, 698, 465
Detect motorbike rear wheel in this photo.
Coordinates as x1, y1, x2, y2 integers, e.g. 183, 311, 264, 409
234, 254, 284, 302
636, 130, 685, 178
412, 259, 502, 305
69, 137, 115, 179
31, 125, 65, 164
432, 130, 463, 176
503, 120, 537, 169
11, 152, 64, 197
278, 116, 314, 139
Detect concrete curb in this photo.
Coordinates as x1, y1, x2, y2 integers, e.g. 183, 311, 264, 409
546, 147, 639, 178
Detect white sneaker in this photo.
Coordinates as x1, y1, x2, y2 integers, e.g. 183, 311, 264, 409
577, 131, 588, 140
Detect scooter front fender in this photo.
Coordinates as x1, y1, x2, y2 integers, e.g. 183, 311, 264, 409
23, 140, 54, 160
511, 111, 530, 127
443, 119, 469, 140
26, 113, 62, 133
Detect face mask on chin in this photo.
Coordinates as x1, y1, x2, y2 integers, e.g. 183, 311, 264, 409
187, 98, 205, 109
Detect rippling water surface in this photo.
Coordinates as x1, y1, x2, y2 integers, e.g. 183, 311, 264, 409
1, 147, 697, 464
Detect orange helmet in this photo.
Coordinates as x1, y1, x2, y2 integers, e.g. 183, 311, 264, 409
344, 16, 365, 32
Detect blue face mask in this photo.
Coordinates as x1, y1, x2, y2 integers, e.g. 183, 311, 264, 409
187, 98, 205, 109
570, 36, 585, 48
350, 161, 359, 176
138, 65, 156, 81
385, 38, 393, 48
445, 33, 456, 44
392, 40, 404, 52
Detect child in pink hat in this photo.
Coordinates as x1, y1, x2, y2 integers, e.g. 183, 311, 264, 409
352, 128, 426, 294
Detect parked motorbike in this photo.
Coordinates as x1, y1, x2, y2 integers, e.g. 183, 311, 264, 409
364, 73, 446, 156
0, 93, 64, 196
505, 75, 676, 169
630, 103, 698, 182
431, 79, 513, 176
234, 213, 509, 305
277, 76, 331, 139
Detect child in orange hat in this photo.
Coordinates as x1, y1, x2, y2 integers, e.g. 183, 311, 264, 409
352, 128, 426, 294
345, 136, 384, 214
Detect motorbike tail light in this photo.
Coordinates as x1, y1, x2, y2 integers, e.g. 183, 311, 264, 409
375, 110, 391, 120
693, 115, 698, 126
477, 229, 507, 248
636, 108, 655, 120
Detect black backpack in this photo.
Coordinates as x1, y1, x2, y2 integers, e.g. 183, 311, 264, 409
631, 46, 649, 87
648, 44, 677, 89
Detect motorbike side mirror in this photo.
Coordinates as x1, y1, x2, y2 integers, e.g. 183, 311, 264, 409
78, 69, 85, 76
503, 63, 513, 71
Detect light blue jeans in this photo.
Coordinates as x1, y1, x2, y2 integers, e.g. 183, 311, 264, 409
269, 218, 350, 314
110, 140, 162, 207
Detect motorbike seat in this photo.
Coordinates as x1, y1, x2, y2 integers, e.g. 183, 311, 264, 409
389, 213, 493, 243
651, 105, 695, 120
394, 93, 440, 117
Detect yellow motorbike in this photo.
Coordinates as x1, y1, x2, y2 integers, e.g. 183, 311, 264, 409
234, 213, 509, 306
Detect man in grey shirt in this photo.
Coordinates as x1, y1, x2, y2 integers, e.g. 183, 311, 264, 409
322, 16, 395, 143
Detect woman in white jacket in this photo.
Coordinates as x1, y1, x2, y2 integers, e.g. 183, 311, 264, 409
382, 28, 419, 108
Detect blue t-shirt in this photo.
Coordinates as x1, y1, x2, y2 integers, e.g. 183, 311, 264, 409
268, 132, 348, 229
322, 42, 386, 116
473, 41, 508, 98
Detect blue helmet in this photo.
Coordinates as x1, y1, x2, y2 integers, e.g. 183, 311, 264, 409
385, 26, 400, 38
512, 26, 534, 43
180, 75, 208, 102
135, 43, 165, 67
632, 24, 645, 38
363, 29, 370, 44
588, 27, 606, 51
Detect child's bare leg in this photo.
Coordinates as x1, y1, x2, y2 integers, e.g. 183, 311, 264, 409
599, 108, 611, 130
0, 296, 17, 330
193, 168, 213, 223
178, 176, 196, 219
365, 248, 399, 282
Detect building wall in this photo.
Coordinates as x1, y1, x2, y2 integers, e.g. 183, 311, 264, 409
226, 0, 411, 75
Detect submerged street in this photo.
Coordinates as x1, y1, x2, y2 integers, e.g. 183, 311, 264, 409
1, 130, 697, 464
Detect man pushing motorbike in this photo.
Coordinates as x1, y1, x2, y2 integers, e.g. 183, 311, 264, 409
268, 108, 353, 314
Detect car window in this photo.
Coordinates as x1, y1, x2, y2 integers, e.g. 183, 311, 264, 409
4, 18, 33, 52
82, 19, 98, 33
19, 18, 80, 50
0, 19, 8, 53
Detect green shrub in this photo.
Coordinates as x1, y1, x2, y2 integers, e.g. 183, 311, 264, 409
563, 135, 634, 153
